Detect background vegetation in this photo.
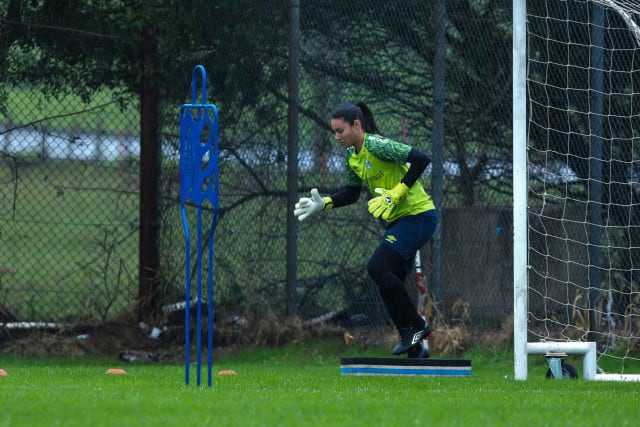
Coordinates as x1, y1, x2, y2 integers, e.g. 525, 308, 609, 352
0, 0, 516, 327
1, 1, 639, 376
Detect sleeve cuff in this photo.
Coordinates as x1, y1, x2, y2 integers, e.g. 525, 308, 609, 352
322, 197, 334, 210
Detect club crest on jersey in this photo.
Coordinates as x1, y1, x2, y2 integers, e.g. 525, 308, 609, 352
365, 159, 372, 169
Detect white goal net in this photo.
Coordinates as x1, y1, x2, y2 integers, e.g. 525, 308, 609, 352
514, 0, 640, 380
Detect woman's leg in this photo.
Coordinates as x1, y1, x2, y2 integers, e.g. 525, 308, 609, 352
367, 244, 429, 353
368, 211, 438, 354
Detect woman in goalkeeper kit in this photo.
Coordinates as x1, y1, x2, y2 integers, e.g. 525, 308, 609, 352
294, 102, 438, 358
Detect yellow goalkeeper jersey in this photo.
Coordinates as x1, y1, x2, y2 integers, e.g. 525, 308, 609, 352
344, 133, 435, 222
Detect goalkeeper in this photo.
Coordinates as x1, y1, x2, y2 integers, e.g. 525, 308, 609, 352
294, 102, 438, 358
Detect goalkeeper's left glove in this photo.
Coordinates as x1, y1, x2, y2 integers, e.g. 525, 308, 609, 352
367, 182, 409, 220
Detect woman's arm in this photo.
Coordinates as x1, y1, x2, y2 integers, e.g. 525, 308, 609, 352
402, 148, 431, 188
325, 185, 361, 209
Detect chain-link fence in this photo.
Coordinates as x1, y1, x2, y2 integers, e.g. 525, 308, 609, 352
0, 90, 140, 322
1, 1, 514, 329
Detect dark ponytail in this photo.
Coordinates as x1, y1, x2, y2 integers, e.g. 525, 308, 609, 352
331, 102, 382, 135
355, 102, 381, 135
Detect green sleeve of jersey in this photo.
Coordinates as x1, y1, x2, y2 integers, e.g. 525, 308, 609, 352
365, 134, 412, 162
344, 148, 361, 187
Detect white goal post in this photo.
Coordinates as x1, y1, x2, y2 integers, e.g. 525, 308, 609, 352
513, 0, 640, 381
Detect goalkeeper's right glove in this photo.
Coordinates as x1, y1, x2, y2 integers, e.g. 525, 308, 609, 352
367, 182, 409, 221
294, 188, 331, 222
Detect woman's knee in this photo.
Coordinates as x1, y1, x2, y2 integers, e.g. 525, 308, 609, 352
367, 245, 404, 282
367, 253, 383, 282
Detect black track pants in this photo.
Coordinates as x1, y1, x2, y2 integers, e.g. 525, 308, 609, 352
367, 244, 424, 333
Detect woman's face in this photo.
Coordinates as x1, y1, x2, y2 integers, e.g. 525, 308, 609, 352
331, 118, 363, 151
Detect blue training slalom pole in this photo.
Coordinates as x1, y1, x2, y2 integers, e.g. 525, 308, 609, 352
179, 65, 219, 387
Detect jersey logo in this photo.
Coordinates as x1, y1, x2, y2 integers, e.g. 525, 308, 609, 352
365, 159, 372, 169
385, 235, 397, 244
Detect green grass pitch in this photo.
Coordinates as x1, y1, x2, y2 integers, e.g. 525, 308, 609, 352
1, 342, 639, 427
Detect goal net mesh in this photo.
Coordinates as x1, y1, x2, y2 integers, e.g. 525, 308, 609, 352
526, 0, 640, 371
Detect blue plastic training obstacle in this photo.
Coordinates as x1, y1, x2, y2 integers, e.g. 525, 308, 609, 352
340, 357, 472, 377
179, 65, 220, 387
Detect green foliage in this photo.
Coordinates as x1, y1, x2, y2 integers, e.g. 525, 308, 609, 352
2, 0, 517, 209
1, 86, 138, 134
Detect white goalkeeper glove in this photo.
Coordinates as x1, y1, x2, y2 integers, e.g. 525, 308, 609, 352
294, 188, 328, 222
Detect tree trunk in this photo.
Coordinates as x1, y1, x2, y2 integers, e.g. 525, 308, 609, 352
138, 9, 160, 320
